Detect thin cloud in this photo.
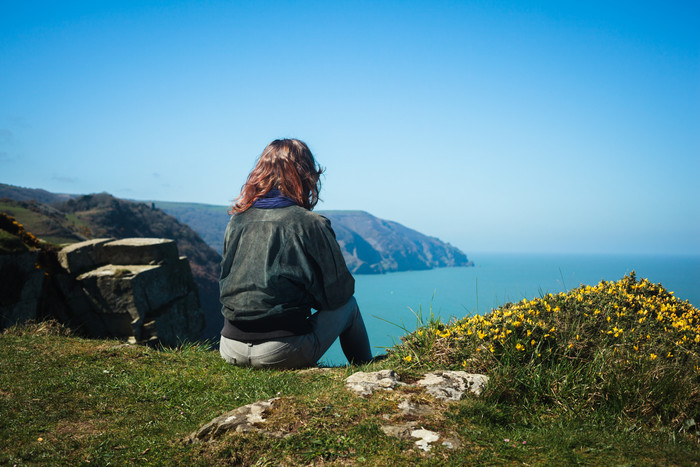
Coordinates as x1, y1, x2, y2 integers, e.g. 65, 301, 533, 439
0, 129, 14, 145
7, 116, 31, 129
51, 175, 79, 184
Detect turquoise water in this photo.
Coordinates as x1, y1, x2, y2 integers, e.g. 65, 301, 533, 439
320, 253, 700, 366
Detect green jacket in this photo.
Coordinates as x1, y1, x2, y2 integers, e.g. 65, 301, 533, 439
219, 206, 354, 341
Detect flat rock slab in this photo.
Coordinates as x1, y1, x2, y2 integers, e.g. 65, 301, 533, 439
101, 238, 179, 266
344, 369, 405, 397
58, 238, 180, 275
185, 398, 279, 443
416, 371, 490, 400
344, 370, 489, 400
58, 238, 114, 275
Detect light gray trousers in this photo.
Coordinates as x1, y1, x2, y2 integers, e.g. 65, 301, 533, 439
219, 296, 372, 368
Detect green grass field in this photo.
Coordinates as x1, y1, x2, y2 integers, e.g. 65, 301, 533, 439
1, 274, 699, 465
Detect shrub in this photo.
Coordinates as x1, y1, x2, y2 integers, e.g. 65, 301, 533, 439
391, 272, 700, 430
0, 212, 41, 249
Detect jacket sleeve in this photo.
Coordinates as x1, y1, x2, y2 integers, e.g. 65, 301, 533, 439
292, 215, 355, 311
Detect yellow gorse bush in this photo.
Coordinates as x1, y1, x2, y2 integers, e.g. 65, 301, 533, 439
393, 272, 699, 428
0, 212, 42, 248
396, 272, 700, 380
413, 272, 699, 367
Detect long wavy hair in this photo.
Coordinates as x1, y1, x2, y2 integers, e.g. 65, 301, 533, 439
229, 139, 324, 214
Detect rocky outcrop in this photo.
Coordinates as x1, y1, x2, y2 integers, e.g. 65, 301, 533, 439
55, 238, 205, 346
187, 369, 488, 453
0, 232, 204, 347
344, 369, 406, 396
0, 250, 45, 328
346, 370, 489, 451
343, 370, 489, 400
317, 211, 473, 274
416, 371, 490, 400
1, 188, 223, 341
185, 398, 280, 443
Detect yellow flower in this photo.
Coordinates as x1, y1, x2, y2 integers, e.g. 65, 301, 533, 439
650, 353, 657, 360
516, 343, 525, 351
530, 339, 536, 346
403, 355, 412, 363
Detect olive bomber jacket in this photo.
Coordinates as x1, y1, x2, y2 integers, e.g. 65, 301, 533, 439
219, 205, 355, 341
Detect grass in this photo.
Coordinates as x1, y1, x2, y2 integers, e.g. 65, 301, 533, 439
1, 273, 699, 465
0, 203, 81, 246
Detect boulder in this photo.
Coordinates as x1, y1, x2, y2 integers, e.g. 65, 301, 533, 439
416, 371, 489, 400
25, 237, 208, 346
57, 238, 114, 275
58, 238, 180, 275
185, 398, 280, 443
100, 238, 180, 266
344, 370, 405, 397
67, 240, 205, 346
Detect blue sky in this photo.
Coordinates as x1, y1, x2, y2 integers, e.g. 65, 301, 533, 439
1, 1, 698, 255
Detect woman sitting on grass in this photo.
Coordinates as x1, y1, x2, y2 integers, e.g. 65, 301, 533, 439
218, 138, 373, 368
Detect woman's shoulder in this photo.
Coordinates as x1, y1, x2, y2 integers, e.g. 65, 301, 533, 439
286, 206, 332, 228
232, 206, 329, 228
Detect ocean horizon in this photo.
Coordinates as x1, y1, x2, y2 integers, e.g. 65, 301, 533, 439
320, 252, 700, 366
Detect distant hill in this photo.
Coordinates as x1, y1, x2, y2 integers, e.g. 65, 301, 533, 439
0, 183, 75, 205
151, 201, 473, 274
320, 210, 472, 274
151, 201, 229, 254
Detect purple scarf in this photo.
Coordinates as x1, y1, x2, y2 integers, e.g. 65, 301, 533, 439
252, 188, 298, 209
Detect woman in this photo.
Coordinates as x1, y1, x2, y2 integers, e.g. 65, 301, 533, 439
219, 138, 373, 368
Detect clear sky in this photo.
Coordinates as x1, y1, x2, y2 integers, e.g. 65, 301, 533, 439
1, 1, 698, 255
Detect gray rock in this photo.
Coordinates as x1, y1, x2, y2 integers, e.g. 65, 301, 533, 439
398, 399, 436, 418
416, 371, 489, 400
101, 238, 179, 266
186, 398, 279, 443
411, 428, 440, 451
345, 370, 405, 397
58, 238, 178, 275
75, 258, 203, 345
57, 238, 114, 275
380, 421, 453, 452
0, 251, 44, 328
345, 369, 488, 401
381, 422, 417, 439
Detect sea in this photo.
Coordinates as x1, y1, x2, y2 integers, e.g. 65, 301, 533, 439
319, 253, 700, 366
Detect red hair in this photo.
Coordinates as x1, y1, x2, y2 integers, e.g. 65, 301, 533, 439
229, 139, 324, 214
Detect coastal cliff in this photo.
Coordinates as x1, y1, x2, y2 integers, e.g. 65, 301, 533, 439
153, 201, 474, 274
